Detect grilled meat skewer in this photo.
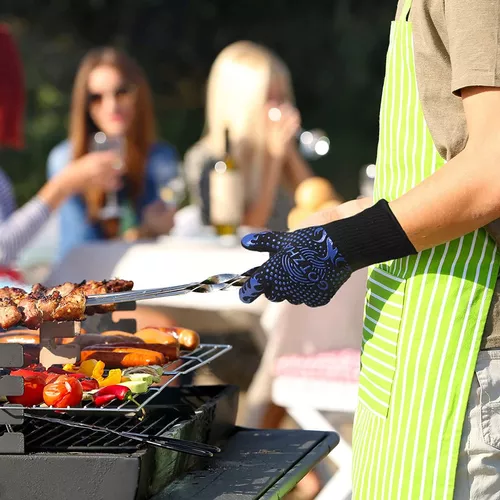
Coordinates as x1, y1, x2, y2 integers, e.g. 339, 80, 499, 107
0, 279, 133, 330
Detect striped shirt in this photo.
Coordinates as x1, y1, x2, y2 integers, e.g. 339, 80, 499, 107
0, 168, 51, 266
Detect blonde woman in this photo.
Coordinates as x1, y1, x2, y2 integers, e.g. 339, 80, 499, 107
184, 41, 313, 230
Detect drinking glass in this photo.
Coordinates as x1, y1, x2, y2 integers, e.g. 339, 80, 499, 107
89, 131, 124, 220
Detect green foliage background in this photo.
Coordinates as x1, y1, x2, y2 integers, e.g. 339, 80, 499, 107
0, 0, 395, 205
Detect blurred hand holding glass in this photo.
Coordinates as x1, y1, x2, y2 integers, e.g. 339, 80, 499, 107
268, 107, 330, 160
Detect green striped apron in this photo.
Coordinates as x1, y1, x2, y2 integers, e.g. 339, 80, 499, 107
352, 0, 500, 498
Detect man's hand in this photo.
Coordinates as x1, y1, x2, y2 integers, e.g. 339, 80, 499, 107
239, 227, 352, 307
141, 200, 176, 237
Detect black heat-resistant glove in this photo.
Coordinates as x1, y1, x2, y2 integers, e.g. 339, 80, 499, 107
239, 200, 416, 307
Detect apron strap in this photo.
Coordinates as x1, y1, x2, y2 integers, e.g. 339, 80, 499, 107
399, 0, 412, 21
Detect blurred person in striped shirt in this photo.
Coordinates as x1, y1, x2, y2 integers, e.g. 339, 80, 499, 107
0, 25, 122, 289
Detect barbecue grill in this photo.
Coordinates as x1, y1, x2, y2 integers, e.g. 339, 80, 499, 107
0, 302, 339, 500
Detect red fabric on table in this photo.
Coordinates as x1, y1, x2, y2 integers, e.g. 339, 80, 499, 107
0, 267, 25, 283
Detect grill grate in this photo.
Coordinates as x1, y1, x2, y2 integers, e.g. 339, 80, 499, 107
1, 343, 231, 416
18, 385, 217, 453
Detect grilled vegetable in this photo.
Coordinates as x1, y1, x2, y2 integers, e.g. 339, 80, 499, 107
118, 380, 149, 394
123, 365, 163, 382
81, 346, 165, 367
78, 378, 99, 392
7, 372, 45, 406
93, 384, 139, 407
126, 373, 154, 385
98, 368, 122, 388
43, 375, 83, 408
9, 368, 48, 382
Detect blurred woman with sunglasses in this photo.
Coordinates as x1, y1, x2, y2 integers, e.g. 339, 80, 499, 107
0, 26, 122, 289
48, 47, 178, 261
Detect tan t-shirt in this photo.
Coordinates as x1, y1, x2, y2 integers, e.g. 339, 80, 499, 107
394, 0, 500, 348
396, 0, 500, 161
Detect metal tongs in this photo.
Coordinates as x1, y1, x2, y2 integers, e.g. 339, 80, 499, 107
85, 268, 258, 307
25, 413, 221, 457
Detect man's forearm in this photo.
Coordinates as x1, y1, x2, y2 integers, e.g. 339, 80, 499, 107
390, 142, 500, 252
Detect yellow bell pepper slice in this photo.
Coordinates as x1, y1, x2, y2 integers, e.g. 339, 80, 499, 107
77, 359, 105, 380
98, 369, 123, 388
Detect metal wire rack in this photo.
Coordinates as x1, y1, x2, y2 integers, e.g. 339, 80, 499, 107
0, 343, 232, 416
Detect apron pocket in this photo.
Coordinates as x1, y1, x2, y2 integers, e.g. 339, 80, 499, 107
359, 266, 406, 418
476, 350, 500, 450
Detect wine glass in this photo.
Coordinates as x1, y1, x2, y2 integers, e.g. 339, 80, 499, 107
89, 132, 124, 220
359, 163, 376, 199
268, 107, 330, 160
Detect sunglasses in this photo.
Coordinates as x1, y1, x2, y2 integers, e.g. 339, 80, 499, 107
87, 84, 135, 106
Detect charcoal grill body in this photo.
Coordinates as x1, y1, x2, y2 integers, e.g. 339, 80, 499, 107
0, 385, 338, 500
0, 310, 339, 499
0, 385, 238, 500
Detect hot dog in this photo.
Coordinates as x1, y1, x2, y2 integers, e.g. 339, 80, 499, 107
175, 328, 200, 351
64, 334, 145, 349
135, 328, 178, 345
85, 342, 180, 360
146, 327, 200, 351
0, 332, 39, 344
80, 346, 165, 367
100, 330, 138, 338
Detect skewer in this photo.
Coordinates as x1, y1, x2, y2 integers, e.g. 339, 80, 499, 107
85, 267, 259, 306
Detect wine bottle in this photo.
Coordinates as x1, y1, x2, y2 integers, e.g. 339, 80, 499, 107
209, 129, 244, 236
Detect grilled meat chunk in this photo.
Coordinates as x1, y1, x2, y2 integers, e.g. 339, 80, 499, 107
18, 296, 44, 330
36, 291, 62, 321
47, 282, 78, 298
0, 298, 23, 330
53, 288, 88, 322
104, 279, 134, 293
0, 287, 27, 305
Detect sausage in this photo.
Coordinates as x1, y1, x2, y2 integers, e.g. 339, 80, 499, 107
87, 342, 180, 360
0, 332, 39, 344
154, 327, 200, 351
64, 334, 145, 349
80, 346, 165, 367
135, 328, 178, 345
100, 330, 138, 338
145, 326, 200, 351
175, 328, 200, 351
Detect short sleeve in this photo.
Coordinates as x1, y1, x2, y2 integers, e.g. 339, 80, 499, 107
47, 140, 72, 179
446, 0, 500, 94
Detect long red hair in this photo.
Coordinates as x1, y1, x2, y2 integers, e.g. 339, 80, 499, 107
69, 47, 156, 225
0, 24, 25, 149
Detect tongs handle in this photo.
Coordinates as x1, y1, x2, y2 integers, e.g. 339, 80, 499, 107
25, 413, 217, 458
